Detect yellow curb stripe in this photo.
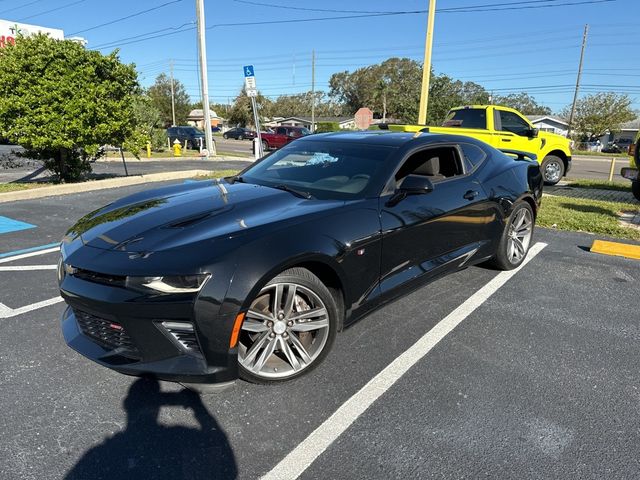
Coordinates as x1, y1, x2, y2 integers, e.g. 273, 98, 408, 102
591, 240, 640, 260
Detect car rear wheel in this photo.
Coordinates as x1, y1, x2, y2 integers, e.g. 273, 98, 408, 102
238, 268, 337, 383
632, 181, 640, 202
223, 134, 228, 139
262, 140, 269, 152
541, 155, 565, 185
491, 201, 535, 270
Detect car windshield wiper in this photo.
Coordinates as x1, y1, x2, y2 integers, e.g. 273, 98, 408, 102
271, 184, 314, 199
225, 175, 245, 184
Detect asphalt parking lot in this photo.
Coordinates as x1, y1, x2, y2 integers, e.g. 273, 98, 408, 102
1, 181, 639, 479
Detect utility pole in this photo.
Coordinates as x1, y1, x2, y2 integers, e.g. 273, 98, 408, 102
567, 24, 589, 139
196, 0, 215, 156
418, 0, 437, 125
311, 49, 315, 132
169, 59, 176, 126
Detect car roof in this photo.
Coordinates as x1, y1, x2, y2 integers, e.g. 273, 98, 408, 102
298, 130, 486, 148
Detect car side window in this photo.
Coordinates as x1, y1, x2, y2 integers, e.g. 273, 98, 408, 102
276, 127, 287, 135
498, 110, 531, 136
395, 146, 464, 183
459, 143, 487, 172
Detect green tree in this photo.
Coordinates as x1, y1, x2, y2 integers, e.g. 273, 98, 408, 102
147, 73, 191, 126
228, 88, 272, 127
270, 91, 344, 118
0, 34, 140, 181
561, 92, 635, 138
493, 92, 551, 115
125, 95, 166, 152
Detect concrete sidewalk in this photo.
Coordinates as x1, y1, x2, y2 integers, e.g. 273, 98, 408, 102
545, 184, 637, 203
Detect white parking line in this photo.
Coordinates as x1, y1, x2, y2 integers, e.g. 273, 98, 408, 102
0, 246, 59, 264
262, 242, 548, 480
0, 265, 58, 271
0, 297, 64, 319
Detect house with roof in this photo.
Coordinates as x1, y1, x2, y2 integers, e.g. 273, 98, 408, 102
186, 109, 224, 129
271, 116, 356, 131
526, 115, 569, 137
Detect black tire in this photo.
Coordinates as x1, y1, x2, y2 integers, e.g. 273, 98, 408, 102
632, 181, 640, 202
541, 155, 565, 185
491, 201, 535, 271
223, 134, 228, 139
238, 135, 244, 140
262, 140, 269, 152
238, 267, 338, 384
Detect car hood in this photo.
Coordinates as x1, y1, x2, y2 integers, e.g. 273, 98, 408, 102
64, 180, 342, 254
539, 130, 569, 146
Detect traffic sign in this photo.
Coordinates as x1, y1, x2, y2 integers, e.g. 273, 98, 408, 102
245, 76, 256, 90
354, 107, 374, 130
247, 88, 258, 98
243, 65, 255, 77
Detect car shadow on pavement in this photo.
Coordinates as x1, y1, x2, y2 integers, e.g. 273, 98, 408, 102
65, 377, 237, 480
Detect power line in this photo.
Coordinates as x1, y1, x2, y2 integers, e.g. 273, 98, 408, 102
67, 0, 185, 36
231, 0, 399, 14
0, 0, 46, 15
17, 0, 87, 22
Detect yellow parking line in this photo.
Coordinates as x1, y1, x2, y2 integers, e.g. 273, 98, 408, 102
591, 240, 640, 260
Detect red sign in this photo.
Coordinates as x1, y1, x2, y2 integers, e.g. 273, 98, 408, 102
354, 107, 373, 130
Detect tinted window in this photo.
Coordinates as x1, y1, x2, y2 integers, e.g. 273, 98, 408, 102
459, 143, 487, 171
396, 146, 463, 183
240, 141, 396, 200
443, 109, 487, 129
276, 127, 287, 135
498, 111, 530, 136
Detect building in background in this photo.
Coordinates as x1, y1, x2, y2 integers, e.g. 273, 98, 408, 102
0, 19, 64, 48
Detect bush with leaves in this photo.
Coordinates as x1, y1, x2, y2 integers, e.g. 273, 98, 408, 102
0, 34, 140, 181
315, 122, 340, 133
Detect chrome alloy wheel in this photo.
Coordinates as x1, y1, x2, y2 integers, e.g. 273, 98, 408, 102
543, 160, 562, 184
238, 283, 330, 379
507, 208, 533, 264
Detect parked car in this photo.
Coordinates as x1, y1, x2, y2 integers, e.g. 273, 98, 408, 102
58, 131, 542, 388
602, 138, 633, 154
378, 104, 572, 185
621, 133, 639, 201
223, 127, 256, 140
166, 126, 207, 150
260, 125, 311, 151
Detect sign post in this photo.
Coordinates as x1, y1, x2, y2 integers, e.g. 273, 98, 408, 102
244, 65, 263, 158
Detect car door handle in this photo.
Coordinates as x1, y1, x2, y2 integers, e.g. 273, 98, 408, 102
463, 190, 479, 200
501, 138, 511, 142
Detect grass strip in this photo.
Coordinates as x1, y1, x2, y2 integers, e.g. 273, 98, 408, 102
538, 195, 640, 240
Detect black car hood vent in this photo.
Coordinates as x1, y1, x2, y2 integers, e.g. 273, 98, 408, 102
166, 211, 215, 229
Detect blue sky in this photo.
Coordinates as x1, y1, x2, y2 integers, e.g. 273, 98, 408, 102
2, 0, 638, 114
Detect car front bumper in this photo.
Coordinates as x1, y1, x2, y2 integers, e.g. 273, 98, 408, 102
60, 273, 239, 385
565, 156, 572, 175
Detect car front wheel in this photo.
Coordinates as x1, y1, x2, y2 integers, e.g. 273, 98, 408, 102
491, 201, 535, 270
632, 181, 640, 202
238, 268, 337, 383
541, 155, 565, 185
223, 134, 228, 139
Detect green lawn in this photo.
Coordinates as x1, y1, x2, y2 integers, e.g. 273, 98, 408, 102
573, 150, 629, 158
538, 195, 640, 240
193, 170, 241, 180
0, 183, 45, 193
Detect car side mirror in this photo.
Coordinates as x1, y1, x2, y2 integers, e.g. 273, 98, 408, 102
399, 174, 434, 194
387, 175, 434, 207
527, 128, 539, 138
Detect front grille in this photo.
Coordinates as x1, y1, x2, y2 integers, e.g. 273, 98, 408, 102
72, 268, 126, 288
74, 309, 140, 357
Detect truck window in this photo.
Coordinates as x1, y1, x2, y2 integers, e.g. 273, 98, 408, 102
498, 110, 530, 136
276, 127, 287, 135
443, 109, 487, 129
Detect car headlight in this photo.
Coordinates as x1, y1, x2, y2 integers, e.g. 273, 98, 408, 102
125, 274, 211, 294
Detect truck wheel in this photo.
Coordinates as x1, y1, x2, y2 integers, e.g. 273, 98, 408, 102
262, 140, 269, 152
632, 181, 640, 202
541, 155, 565, 185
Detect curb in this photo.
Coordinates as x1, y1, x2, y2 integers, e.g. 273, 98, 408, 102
0, 170, 215, 204
98, 155, 252, 163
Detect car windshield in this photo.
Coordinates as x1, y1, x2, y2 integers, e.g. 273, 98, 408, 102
239, 140, 396, 200
299, 128, 311, 136
186, 127, 204, 135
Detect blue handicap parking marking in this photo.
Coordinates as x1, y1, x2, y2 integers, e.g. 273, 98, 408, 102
0, 216, 36, 234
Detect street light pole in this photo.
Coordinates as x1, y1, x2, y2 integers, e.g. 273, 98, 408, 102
418, 0, 436, 125
196, 0, 215, 156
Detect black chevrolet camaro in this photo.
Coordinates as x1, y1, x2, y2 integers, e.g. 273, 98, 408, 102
59, 131, 542, 388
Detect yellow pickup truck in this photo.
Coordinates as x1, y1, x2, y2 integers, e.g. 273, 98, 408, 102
380, 105, 573, 185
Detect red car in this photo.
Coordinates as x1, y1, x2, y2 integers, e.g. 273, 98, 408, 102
260, 126, 311, 151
